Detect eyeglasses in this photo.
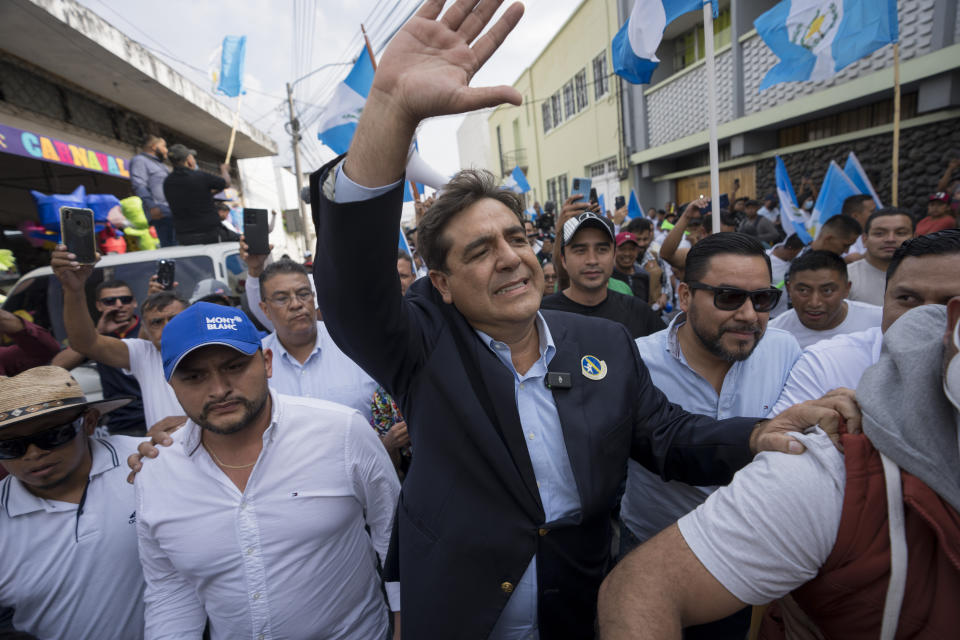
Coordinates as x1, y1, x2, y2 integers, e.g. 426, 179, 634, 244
0, 417, 84, 460
266, 290, 314, 307
687, 282, 782, 312
99, 295, 134, 306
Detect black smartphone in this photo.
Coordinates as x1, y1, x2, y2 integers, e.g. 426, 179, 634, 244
157, 259, 176, 290
614, 195, 626, 210
589, 187, 598, 205
59, 206, 97, 264
243, 208, 270, 255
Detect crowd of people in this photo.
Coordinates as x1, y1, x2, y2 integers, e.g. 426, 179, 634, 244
2, 1, 960, 639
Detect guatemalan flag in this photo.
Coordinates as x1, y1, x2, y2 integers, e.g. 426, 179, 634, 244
317, 51, 375, 155
843, 151, 882, 209
216, 36, 247, 98
503, 166, 531, 194
812, 160, 861, 235
755, 0, 898, 91
613, 0, 716, 84
775, 156, 812, 243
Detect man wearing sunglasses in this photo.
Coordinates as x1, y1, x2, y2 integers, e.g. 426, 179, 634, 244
0, 366, 144, 639
617, 233, 802, 639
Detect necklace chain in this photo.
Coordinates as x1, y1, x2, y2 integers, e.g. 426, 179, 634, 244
205, 444, 257, 470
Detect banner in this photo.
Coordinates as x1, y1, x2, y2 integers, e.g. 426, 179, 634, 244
0, 122, 130, 178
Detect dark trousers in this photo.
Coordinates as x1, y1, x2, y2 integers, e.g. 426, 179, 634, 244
153, 216, 177, 247
617, 519, 752, 640
176, 230, 221, 245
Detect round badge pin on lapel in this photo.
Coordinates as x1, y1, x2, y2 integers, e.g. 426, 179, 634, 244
580, 355, 607, 380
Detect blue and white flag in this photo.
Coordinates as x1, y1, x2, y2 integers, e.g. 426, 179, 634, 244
843, 151, 882, 209
503, 166, 531, 193
403, 181, 425, 203
775, 155, 810, 239
399, 227, 414, 261
627, 191, 644, 219
612, 0, 715, 84
317, 51, 375, 155
755, 0, 898, 91
216, 36, 246, 98
812, 160, 861, 233
597, 193, 607, 218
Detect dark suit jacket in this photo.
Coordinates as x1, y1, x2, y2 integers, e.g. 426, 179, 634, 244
310, 158, 758, 639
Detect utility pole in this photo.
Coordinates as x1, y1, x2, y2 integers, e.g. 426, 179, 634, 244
286, 81, 309, 255
285, 61, 352, 256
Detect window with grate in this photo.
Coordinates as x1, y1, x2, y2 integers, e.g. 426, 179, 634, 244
592, 52, 609, 99
551, 92, 563, 127
575, 69, 588, 111
65, 91, 115, 139
563, 81, 575, 120
558, 174, 568, 201
547, 178, 558, 206
0, 60, 67, 122
542, 101, 552, 134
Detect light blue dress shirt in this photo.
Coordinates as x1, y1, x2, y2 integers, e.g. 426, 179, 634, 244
620, 313, 802, 543
476, 313, 582, 640
261, 321, 378, 421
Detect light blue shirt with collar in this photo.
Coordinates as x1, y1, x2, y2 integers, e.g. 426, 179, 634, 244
620, 313, 801, 543
261, 321, 378, 421
476, 313, 582, 640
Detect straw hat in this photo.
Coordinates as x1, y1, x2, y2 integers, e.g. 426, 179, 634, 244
0, 366, 132, 429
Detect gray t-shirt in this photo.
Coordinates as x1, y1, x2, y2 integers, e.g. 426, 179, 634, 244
677, 428, 845, 604
847, 259, 887, 307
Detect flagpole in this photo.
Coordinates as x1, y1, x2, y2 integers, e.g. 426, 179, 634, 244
224, 93, 242, 165
891, 42, 901, 207
702, 2, 721, 234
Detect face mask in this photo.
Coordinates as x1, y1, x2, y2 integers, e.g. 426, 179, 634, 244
945, 321, 960, 412
803, 200, 814, 210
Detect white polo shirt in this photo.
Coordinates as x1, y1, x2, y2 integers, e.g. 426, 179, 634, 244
135, 390, 400, 640
122, 338, 184, 426
0, 435, 145, 640
261, 321, 378, 420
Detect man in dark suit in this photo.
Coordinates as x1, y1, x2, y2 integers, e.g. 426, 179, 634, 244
310, 1, 853, 638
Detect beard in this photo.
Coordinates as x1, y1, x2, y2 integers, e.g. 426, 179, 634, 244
195, 389, 269, 435
688, 306, 764, 363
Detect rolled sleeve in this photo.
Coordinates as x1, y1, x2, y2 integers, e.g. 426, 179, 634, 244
677, 428, 845, 605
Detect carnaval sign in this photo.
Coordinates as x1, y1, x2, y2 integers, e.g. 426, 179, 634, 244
0, 122, 130, 178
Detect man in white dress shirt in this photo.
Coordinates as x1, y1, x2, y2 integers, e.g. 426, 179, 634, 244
256, 259, 378, 419
135, 302, 400, 639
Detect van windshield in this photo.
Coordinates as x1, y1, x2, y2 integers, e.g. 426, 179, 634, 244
4, 256, 215, 341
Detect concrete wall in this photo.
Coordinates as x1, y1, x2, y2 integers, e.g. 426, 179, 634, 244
487, 0, 629, 206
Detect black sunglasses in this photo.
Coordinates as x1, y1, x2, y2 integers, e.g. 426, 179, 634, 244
687, 282, 782, 312
99, 295, 134, 306
0, 417, 84, 460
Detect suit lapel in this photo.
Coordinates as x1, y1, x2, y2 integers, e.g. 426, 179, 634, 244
443, 302, 544, 519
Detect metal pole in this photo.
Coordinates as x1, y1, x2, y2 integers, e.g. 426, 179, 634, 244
703, 2, 721, 234
286, 81, 310, 255
891, 42, 901, 207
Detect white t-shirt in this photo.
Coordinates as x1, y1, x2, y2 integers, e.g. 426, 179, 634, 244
121, 338, 184, 427
847, 258, 887, 307
844, 235, 866, 258
677, 428, 845, 605
768, 300, 881, 349
770, 326, 882, 415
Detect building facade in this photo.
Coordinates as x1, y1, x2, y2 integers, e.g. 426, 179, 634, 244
621, 0, 960, 215
0, 0, 288, 273
486, 0, 630, 213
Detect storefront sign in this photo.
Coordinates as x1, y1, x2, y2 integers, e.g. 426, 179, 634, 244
0, 122, 130, 178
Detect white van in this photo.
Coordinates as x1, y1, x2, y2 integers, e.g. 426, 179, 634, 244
1, 243, 251, 399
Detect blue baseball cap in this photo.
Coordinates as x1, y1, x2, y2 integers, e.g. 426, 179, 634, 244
161, 302, 261, 380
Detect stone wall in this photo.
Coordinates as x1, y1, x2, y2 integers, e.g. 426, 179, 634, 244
754, 117, 960, 218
